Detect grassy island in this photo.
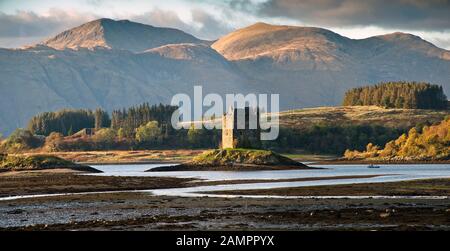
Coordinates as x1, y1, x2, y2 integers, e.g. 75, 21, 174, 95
148, 148, 312, 171
0, 154, 101, 173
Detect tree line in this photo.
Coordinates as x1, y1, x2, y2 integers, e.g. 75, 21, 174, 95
342, 81, 448, 109
262, 124, 408, 154
3, 90, 446, 155
111, 103, 177, 138
27, 108, 111, 136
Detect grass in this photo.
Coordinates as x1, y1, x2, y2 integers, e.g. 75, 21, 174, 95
197, 106, 448, 130
0, 154, 100, 172
280, 150, 338, 161
191, 148, 302, 166
21, 149, 206, 164
277, 106, 449, 129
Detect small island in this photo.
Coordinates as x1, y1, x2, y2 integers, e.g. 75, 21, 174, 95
148, 148, 312, 171
0, 154, 102, 173
149, 107, 312, 171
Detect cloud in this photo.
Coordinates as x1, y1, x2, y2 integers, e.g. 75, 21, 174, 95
0, 7, 231, 48
252, 0, 450, 31
132, 8, 192, 32
190, 9, 234, 39
427, 37, 450, 50
0, 1, 448, 49
0, 9, 97, 47
132, 8, 233, 40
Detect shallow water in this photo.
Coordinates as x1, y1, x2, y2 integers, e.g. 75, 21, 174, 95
87, 163, 450, 197
90, 163, 450, 182
1, 163, 449, 201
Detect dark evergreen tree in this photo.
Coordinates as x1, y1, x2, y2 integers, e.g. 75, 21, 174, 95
94, 108, 111, 129
27, 109, 98, 136
110, 103, 177, 138
343, 81, 448, 109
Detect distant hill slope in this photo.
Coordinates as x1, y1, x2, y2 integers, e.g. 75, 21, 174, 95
212, 22, 353, 62
42, 18, 206, 52
211, 22, 450, 109
277, 106, 450, 129
0, 44, 248, 135
187, 105, 450, 131
1, 19, 450, 135
212, 22, 450, 62
344, 116, 450, 161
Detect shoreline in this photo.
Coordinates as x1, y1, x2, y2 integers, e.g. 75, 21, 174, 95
1, 170, 449, 230
79, 160, 179, 165
0, 170, 382, 199
15, 150, 450, 166
206, 178, 450, 197
44, 159, 450, 166
1, 193, 449, 231
313, 159, 450, 165
148, 163, 317, 171
17, 150, 205, 164
0, 170, 194, 197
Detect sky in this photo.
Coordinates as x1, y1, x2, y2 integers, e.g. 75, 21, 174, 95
0, 0, 449, 49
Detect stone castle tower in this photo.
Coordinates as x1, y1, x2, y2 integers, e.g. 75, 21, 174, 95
222, 107, 261, 149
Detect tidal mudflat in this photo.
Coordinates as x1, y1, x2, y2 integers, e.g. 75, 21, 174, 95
0, 163, 449, 230
1, 192, 449, 230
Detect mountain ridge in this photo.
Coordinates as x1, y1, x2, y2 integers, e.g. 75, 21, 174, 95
41, 18, 206, 52
212, 22, 449, 61
0, 19, 449, 135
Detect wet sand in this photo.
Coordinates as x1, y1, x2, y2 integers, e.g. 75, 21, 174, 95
0, 170, 449, 230
209, 178, 450, 196
0, 170, 381, 197
1, 193, 449, 230
0, 169, 193, 197
195, 175, 385, 186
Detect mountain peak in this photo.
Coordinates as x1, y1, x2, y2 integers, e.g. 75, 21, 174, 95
246, 22, 274, 29
362, 31, 450, 60
42, 18, 108, 50
212, 22, 348, 61
377, 32, 423, 41
42, 18, 203, 52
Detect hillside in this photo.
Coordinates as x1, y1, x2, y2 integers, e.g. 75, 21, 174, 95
344, 117, 450, 161
196, 105, 450, 130
212, 22, 450, 62
211, 22, 450, 109
0, 41, 248, 135
212, 22, 353, 62
42, 18, 205, 52
1, 19, 450, 135
277, 106, 450, 129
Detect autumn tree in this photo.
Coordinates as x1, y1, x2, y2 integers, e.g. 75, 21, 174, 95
135, 121, 162, 145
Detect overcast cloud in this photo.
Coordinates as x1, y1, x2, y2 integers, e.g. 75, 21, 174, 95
132, 8, 233, 41
254, 0, 450, 30
0, 9, 98, 47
